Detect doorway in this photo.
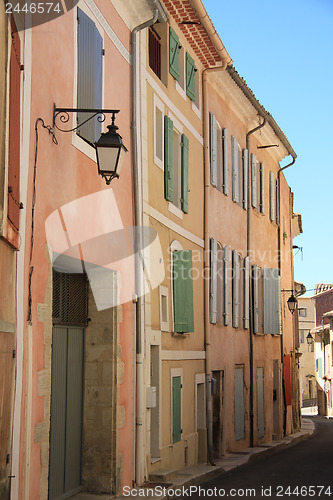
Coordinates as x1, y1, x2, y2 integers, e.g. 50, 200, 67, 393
212, 370, 224, 457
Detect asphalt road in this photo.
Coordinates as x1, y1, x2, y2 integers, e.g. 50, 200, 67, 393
189, 417, 333, 499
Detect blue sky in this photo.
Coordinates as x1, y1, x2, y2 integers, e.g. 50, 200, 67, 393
203, 0, 333, 296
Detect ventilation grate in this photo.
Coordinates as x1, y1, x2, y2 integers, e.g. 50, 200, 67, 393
52, 270, 89, 327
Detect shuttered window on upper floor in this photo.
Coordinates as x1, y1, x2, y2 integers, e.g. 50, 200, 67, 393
232, 250, 241, 328
169, 27, 180, 80
186, 52, 196, 101
173, 250, 194, 333
77, 8, 103, 145
209, 238, 223, 325
210, 113, 228, 195
263, 268, 281, 335
269, 171, 276, 222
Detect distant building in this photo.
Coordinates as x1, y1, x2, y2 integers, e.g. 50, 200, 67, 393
297, 297, 316, 403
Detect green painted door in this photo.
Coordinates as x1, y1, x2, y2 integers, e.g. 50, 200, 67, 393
172, 376, 182, 443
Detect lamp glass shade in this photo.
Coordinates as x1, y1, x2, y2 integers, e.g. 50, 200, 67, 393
96, 146, 120, 176
306, 332, 314, 345
287, 294, 297, 314
95, 122, 128, 180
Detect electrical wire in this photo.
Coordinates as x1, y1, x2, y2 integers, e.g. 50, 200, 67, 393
27, 118, 57, 324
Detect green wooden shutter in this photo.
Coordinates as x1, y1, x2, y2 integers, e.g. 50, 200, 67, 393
77, 8, 103, 144
172, 376, 182, 443
169, 27, 180, 80
186, 52, 196, 101
164, 115, 174, 202
173, 250, 194, 333
222, 128, 229, 195
181, 134, 189, 213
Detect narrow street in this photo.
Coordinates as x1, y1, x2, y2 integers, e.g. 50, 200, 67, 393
190, 417, 333, 499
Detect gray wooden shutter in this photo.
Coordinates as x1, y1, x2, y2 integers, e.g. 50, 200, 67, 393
235, 366, 245, 440
260, 162, 265, 214
222, 128, 229, 195
169, 27, 180, 80
77, 8, 103, 144
224, 245, 230, 326
243, 149, 248, 210
252, 264, 259, 334
232, 250, 240, 328
181, 134, 189, 213
263, 268, 280, 335
257, 367, 265, 438
173, 250, 194, 333
210, 238, 218, 324
210, 113, 217, 187
269, 172, 276, 222
244, 256, 250, 329
251, 153, 257, 209
232, 136, 239, 203
186, 52, 196, 101
164, 115, 174, 202
276, 177, 280, 226
172, 376, 182, 443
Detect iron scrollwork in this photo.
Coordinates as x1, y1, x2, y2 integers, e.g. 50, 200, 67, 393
52, 104, 120, 134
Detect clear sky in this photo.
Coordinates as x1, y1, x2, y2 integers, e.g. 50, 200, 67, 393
203, 0, 333, 296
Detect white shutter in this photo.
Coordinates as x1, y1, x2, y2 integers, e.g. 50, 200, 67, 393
244, 256, 250, 329
251, 153, 257, 209
263, 268, 280, 334
210, 238, 217, 324
224, 245, 230, 326
232, 136, 239, 203
210, 113, 217, 187
222, 128, 229, 195
252, 264, 259, 334
243, 149, 248, 210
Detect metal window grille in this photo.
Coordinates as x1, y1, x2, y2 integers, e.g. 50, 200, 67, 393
149, 26, 161, 79
52, 270, 89, 327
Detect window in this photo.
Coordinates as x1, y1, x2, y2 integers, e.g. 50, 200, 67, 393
77, 8, 103, 145
251, 153, 258, 209
159, 285, 169, 332
232, 250, 241, 328
243, 257, 250, 329
210, 113, 228, 195
149, 26, 161, 79
164, 116, 189, 213
269, 171, 276, 222
154, 95, 164, 169
263, 268, 281, 335
169, 27, 180, 80
223, 246, 230, 326
231, 137, 245, 208
242, 149, 248, 210
298, 308, 307, 317
251, 154, 264, 213
299, 330, 305, 343
259, 163, 265, 213
172, 250, 194, 333
252, 265, 260, 334
209, 238, 223, 324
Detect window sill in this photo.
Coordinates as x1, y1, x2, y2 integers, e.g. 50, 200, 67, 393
72, 132, 97, 162
168, 202, 183, 220
175, 81, 186, 100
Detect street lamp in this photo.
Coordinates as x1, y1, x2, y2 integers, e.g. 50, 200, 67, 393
287, 293, 297, 314
306, 332, 314, 346
53, 106, 128, 185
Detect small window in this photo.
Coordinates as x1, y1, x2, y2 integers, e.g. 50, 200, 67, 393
299, 330, 305, 343
159, 285, 169, 332
149, 26, 161, 79
298, 308, 307, 318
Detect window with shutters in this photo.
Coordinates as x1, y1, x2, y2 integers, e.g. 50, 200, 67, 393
223, 245, 231, 326
164, 115, 189, 215
209, 238, 223, 325
169, 27, 180, 81
186, 52, 196, 102
172, 249, 194, 333
232, 250, 241, 328
252, 264, 260, 334
77, 8, 104, 145
210, 113, 228, 195
251, 154, 265, 213
159, 285, 169, 332
243, 256, 250, 329
259, 162, 265, 213
263, 268, 281, 335
231, 137, 244, 208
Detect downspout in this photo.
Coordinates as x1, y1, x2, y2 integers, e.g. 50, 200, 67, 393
277, 155, 296, 436
246, 116, 266, 448
131, 5, 167, 485
202, 64, 227, 466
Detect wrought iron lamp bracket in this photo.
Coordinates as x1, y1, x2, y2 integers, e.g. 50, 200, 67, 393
52, 104, 120, 134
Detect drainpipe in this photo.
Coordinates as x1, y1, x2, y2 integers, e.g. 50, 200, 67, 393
277, 155, 296, 436
202, 64, 228, 465
246, 116, 266, 448
131, 4, 167, 485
